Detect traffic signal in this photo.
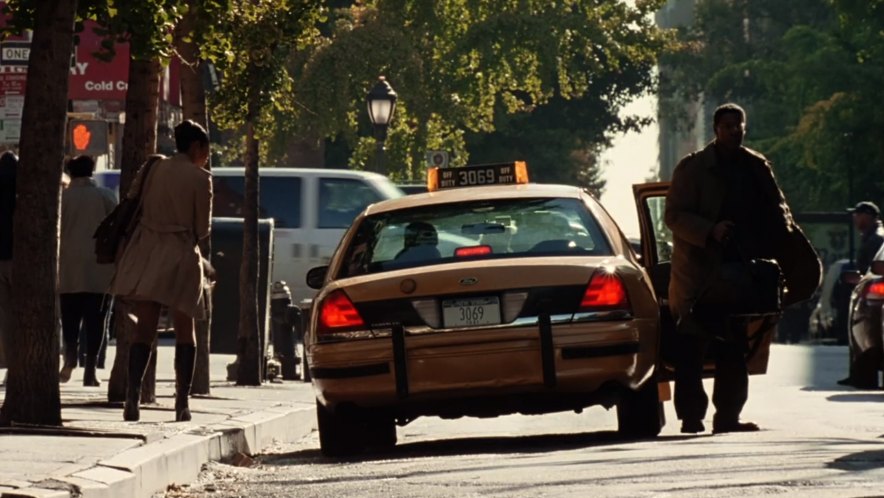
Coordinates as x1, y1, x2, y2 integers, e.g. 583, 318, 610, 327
67, 119, 108, 156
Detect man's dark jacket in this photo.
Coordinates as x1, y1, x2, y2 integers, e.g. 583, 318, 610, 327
664, 142, 821, 322
857, 221, 884, 274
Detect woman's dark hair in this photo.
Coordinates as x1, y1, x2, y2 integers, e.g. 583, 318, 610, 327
713, 103, 746, 128
67, 155, 95, 178
174, 120, 209, 153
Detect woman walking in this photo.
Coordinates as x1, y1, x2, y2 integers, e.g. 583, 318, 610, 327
111, 120, 212, 422
58, 155, 117, 385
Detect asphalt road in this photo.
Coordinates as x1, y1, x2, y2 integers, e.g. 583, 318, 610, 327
161, 345, 884, 498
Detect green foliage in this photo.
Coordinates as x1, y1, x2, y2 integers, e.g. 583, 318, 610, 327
661, 0, 884, 211
282, 0, 670, 182
208, 1, 325, 145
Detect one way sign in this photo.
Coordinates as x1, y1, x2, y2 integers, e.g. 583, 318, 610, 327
1, 42, 30, 67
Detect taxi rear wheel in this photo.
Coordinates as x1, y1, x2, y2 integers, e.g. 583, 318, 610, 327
616, 377, 663, 439
316, 401, 396, 457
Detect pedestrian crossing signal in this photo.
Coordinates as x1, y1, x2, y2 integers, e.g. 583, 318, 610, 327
67, 119, 108, 156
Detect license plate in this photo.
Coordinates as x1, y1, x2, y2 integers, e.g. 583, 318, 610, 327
442, 296, 501, 328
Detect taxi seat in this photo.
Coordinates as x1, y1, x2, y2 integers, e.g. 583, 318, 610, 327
395, 244, 442, 262
395, 221, 441, 263
510, 212, 573, 253
479, 223, 516, 253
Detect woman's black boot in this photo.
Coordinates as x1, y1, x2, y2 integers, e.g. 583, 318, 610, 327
174, 344, 196, 422
123, 343, 152, 421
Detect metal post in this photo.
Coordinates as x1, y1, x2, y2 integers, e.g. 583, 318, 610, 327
375, 135, 386, 173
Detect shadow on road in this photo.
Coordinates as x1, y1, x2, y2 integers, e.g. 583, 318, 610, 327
828, 449, 884, 472
825, 392, 884, 403
262, 431, 701, 465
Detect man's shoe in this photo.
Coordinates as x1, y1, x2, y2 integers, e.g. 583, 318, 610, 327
59, 363, 75, 383
83, 356, 101, 387
59, 345, 77, 383
681, 419, 705, 434
712, 421, 760, 434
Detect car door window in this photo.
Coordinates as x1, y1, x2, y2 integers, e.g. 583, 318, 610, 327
318, 178, 384, 229
643, 196, 673, 264
213, 176, 302, 228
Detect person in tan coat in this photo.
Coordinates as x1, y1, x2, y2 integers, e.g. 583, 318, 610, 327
59, 155, 117, 386
665, 103, 820, 435
111, 120, 212, 422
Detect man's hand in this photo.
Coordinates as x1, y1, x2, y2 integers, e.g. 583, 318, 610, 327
711, 220, 735, 244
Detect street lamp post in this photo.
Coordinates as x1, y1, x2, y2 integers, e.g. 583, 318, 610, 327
366, 76, 397, 173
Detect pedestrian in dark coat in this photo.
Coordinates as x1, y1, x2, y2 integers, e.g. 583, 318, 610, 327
111, 120, 212, 422
0, 151, 17, 381
58, 155, 117, 386
665, 103, 821, 434
835, 201, 883, 387
849, 201, 884, 275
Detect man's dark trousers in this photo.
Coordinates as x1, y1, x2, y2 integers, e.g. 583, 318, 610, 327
674, 320, 749, 426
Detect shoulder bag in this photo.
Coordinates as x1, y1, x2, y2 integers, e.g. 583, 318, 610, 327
93, 157, 160, 264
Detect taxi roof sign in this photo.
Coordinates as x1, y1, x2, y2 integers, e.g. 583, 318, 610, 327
427, 161, 529, 192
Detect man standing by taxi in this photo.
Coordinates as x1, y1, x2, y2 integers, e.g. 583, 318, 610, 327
665, 103, 820, 435
835, 201, 883, 387
850, 201, 884, 275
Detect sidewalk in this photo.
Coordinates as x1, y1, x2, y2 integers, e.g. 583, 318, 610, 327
0, 343, 317, 498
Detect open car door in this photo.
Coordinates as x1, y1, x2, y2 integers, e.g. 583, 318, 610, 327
632, 182, 778, 380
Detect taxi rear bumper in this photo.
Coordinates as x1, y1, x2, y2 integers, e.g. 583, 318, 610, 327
310, 315, 658, 418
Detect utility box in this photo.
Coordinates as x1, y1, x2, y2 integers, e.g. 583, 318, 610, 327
210, 217, 275, 356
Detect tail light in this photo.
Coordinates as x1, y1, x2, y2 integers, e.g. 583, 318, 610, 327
866, 281, 884, 301
580, 271, 629, 311
317, 290, 365, 334
455, 245, 492, 258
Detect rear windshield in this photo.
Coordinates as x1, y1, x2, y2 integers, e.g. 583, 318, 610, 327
339, 197, 612, 277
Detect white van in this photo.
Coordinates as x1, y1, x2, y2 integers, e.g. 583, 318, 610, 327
94, 167, 404, 302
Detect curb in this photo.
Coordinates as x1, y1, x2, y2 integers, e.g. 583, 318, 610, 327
2, 405, 316, 498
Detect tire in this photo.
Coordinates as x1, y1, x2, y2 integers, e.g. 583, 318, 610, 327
316, 401, 396, 457
852, 349, 882, 389
364, 418, 398, 450
617, 376, 664, 439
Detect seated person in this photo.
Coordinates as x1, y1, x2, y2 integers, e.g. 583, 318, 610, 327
395, 221, 441, 262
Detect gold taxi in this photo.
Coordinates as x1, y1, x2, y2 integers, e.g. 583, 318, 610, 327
304, 162, 676, 456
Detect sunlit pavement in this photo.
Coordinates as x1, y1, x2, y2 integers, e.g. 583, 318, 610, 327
165, 344, 884, 498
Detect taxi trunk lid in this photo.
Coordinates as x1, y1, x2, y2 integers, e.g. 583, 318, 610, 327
331, 257, 621, 329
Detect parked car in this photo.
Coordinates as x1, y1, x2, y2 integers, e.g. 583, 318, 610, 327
845, 270, 884, 388
397, 183, 428, 195
807, 259, 853, 344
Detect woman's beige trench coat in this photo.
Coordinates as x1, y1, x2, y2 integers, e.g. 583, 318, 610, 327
111, 154, 212, 318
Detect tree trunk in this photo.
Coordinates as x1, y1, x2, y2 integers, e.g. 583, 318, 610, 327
409, 116, 429, 181
175, 1, 212, 396
0, 0, 76, 427
176, 4, 209, 133
107, 57, 162, 403
236, 84, 262, 386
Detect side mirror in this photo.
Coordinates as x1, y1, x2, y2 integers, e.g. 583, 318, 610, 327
840, 270, 862, 286
306, 266, 328, 290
